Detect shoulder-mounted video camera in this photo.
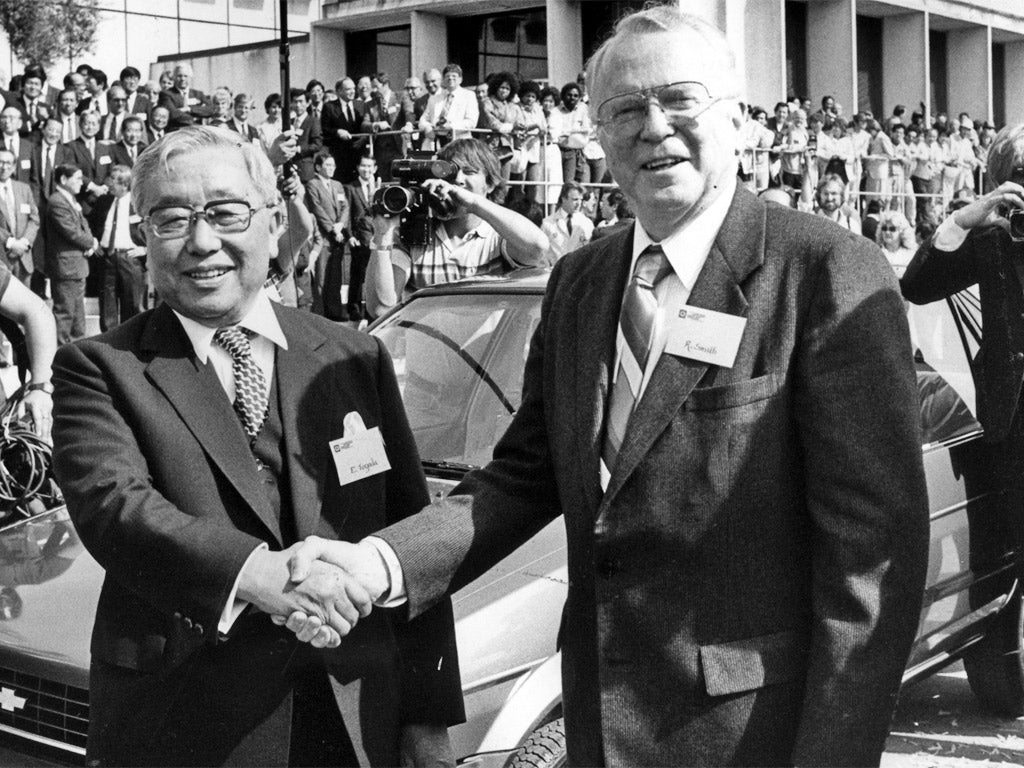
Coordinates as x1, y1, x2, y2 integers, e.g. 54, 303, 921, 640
373, 158, 459, 247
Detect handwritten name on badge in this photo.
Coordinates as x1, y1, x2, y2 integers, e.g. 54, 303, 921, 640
330, 426, 391, 486
665, 306, 746, 368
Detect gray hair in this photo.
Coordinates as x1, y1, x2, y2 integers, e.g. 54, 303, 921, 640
986, 123, 1024, 186
585, 7, 740, 113
132, 126, 278, 216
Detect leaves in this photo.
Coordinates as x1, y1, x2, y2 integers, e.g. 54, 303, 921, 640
0, 0, 98, 71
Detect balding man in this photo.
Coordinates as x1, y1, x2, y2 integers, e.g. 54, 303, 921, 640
290, 7, 928, 766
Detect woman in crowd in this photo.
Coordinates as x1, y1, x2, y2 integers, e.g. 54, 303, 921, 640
516, 80, 546, 202
480, 72, 525, 187
258, 92, 284, 153
365, 138, 549, 318
875, 209, 916, 278
539, 86, 564, 206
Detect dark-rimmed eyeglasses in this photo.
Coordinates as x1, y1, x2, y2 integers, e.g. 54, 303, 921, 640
144, 199, 274, 239
595, 81, 722, 138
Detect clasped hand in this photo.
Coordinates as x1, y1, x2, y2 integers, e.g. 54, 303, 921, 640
244, 537, 388, 649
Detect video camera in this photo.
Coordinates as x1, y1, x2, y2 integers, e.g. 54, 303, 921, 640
373, 158, 460, 246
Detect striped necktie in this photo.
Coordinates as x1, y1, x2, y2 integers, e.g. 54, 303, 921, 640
601, 245, 672, 473
214, 326, 269, 444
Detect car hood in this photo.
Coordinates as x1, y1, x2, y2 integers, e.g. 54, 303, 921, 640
0, 506, 98, 688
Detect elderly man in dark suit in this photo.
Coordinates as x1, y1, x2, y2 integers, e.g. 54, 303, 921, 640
289, 8, 929, 767
45, 163, 97, 344
51, 127, 463, 767
156, 62, 214, 130
320, 77, 367, 183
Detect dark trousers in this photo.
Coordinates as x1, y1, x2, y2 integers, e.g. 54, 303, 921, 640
560, 148, 586, 185
348, 245, 369, 319
313, 242, 346, 321
29, 271, 47, 300
51, 276, 87, 344
100, 249, 145, 332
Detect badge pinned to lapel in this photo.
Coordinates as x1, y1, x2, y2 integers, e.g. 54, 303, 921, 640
329, 411, 391, 486
664, 306, 747, 368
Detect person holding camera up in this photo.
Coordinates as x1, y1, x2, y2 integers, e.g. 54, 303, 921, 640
364, 138, 549, 318
902, 122, 1024, 494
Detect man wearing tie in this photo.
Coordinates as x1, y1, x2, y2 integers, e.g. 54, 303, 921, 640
418, 64, 478, 151
99, 85, 130, 142
344, 154, 377, 321
305, 152, 350, 321
320, 78, 366, 183
119, 66, 151, 121
55, 89, 80, 144
288, 89, 323, 184
13, 65, 49, 138
29, 118, 67, 299
45, 164, 97, 343
88, 165, 144, 330
293, 8, 929, 767
229, 94, 261, 144
0, 149, 40, 285
66, 111, 114, 213
147, 106, 170, 145
0, 108, 34, 185
111, 116, 145, 168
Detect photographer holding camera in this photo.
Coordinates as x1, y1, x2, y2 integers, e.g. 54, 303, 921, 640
364, 138, 549, 318
902, 122, 1024, 460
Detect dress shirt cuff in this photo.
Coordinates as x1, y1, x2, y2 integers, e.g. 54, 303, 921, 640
934, 216, 970, 252
218, 542, 269, 637
3, 237, 12, 250
362, 536, 406, 607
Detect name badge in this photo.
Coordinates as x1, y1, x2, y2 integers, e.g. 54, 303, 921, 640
336, 193, 346, 202
99, 155, 111, 165
329, 412, 390, 486
18, 204, 30, 214
664, 306, 747, 368
19, 159, 29, 169
128, 214, 141, 224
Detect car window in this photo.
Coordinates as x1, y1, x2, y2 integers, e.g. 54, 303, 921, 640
907, 288, 982, 447
374, 293, 541, 467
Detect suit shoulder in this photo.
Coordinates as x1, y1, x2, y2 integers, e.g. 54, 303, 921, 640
278, 305, 381, 357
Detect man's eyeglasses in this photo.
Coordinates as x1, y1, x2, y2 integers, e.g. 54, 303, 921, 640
144, 200, 274, 239
595, 81, 722, 138
879, 225, 899, 232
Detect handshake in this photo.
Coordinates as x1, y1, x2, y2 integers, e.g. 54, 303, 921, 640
238, 536, 389, 649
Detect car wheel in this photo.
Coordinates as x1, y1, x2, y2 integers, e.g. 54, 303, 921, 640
963, 591, 1024, 716
506, 718, 567, 768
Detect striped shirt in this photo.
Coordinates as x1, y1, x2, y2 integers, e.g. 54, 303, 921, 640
393, 219, 512, 294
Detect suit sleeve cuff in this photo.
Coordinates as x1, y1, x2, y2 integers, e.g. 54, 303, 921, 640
218, 542, 269, 637
934, 216, 970, 252
363, 536, 407, 607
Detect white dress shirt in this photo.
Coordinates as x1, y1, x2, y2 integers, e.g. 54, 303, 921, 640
173, 291, 290, 632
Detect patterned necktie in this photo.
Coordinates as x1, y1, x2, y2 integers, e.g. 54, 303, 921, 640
0, 184, 13, 228
214, 326, 269, 444
601, 245, 672, 472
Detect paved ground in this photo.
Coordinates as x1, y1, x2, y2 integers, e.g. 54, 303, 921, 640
884, 662, 1024, 767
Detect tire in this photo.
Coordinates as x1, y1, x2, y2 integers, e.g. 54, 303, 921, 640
963, 591, 1024, 716
506, 718, 567, 768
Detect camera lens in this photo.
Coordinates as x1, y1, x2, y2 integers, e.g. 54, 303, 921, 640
379, 185, 417, 215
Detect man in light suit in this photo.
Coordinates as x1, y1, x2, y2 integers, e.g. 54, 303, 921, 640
418, 64, 478, 151
51, 127, 463, 766
291, 8, 929, 767
0, 148, 40, 284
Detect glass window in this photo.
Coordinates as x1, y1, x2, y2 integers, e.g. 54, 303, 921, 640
447, 10, 547, 86
908, 288, 983, 447
374, 292, 541, 468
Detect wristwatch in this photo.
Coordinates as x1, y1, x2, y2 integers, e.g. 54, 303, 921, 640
26, 382, 54, 394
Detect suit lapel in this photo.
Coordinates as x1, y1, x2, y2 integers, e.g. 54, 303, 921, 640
273, 305, 333, 540
573, 228, 633, 515
601, 188, 764, 508
142, 305, 284, 546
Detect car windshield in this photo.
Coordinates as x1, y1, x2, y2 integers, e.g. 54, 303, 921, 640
373, 292, 541, 467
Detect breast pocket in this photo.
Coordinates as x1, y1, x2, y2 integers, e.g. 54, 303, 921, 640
685, 372, 785, 411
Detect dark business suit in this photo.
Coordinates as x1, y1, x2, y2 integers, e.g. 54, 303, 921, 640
0, 179, 40, 282
290, 112, 323, 183
66, 136, 115, 205
110, 140, 144, 169
227, 120, 260, 144
306, 174, 350, 321
127, 92, 152, 120
345, 180, 374, 318
28, 139, 67, 297
52, 303, 464, 766
378, 188, 928, 766
321, 99, 367, 183
44, 189, 93, 343
0, 135, 35, 184
157, 86, 214, 130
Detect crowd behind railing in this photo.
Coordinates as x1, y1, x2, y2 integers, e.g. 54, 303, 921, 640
0, 56, 1003, 344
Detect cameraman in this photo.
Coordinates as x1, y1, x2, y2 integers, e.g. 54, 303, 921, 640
902, 122, 1024, 457
365, 138, 549, 318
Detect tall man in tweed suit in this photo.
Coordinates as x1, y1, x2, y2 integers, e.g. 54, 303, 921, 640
287, 7, 929, 767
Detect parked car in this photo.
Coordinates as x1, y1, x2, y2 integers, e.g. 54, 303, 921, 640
0, 270, 1018, 768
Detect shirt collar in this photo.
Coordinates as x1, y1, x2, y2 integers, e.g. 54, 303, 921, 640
630, 176, 736, 292
173, 290, 289, 363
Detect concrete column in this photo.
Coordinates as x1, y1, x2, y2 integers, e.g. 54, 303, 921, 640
1005, 41, 1024, 126
947, 26, 991, 122
883, 12, 928, 121
806, 0, 856, 118
310, 24, 347, 85
546, 0, 582, 89
411, 12, 447, 83
738, 0, 785, 107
